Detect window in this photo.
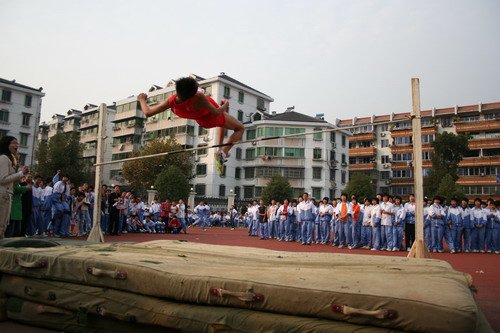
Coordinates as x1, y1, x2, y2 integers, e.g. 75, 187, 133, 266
195, 184, 206, 196
219, 185, 226, 197
313, 148, 322, 160
257, 97, 265, 111
221, 165, 227, 177
351, 125, 374, 134
329, 168, 336, 181
244, 186, 254, 199
312, 167, 322, 180
196, 164, 207, 176
282, 168, 304, 179
312, 187, 322, 199
0, 130, 7, 138
234, 186, 241, 198
441, 118, 452, 127
22, 113, 31, 126
392, 186, 414, 196
235, 147, 242, 159
19, 153, 27, 165
1, 90, 11, 102
198, 126, 208, 135
394, 136, 412, 145
255, 187, 263, 198
253, 113, 262, 121
256, 147, 283, 157
422, 152, 433, 160
25, 95, 32, 107
484, 113, 499, 120
292, 188, 305, 198
284, 127, 305, 137
342, 135, 346, 147
422, 134, 434, 143
459, 115, 480, 123
197, 147, 208, 155
257, 127, 284, 138
313, 128, 322, 140
246, 129, 256, 140
341, 171, 347, 184
381, 155, 390, 164
330, 132, 336, 143
0, 110, 8, 123
235, 167, 241, 179
380, 171, 390, 180
330, 150, 336, 161
110, 170, 121, 178
245, 148, 256, 160
244, 167, 255, 179
379, 124, 389, 132
237, 110, 244, 121
393, 170, 413, 178
284, 148, 304, 158
341, 153, 346, 164
20, 133, 29, 146
223, 86, 231, 98
381, 139, 389, 148
238, 91, 244, 103
392, 153, 412, 161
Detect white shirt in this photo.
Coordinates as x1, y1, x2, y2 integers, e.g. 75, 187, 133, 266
394, 204, 406, 225
319, 203, 334, 216
380, 201, 394, 226
371, 204, 381, 220
335, 201, 352, 222
362, 205, 373, 225
150, 202, 161, 214
428, 203, 445, 220
53, 180, 69, 196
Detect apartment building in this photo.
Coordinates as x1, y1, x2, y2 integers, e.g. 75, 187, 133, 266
0, 78, 45, 165
339, 102, 500, 200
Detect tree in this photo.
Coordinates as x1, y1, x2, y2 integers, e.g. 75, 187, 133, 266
261, 174, 293, 203
34, 132, 90, 185
436, 174, 464, 201
424, 132, 469, 197
154, 165, 191, 201
121, 138, 193, 193
342, 173, 374, 199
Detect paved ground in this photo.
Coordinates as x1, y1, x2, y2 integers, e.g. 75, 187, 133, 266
2, 227, 499, 332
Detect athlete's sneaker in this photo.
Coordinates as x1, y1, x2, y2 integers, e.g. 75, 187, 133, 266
215, 151, 227, 175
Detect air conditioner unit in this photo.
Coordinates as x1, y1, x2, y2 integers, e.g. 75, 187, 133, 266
384, 164, 390, 169
385, 180, 392, 185
330, 181, 337, 188
381, 132, 386, 137
480, 172, 485, 177
371, 142, 376, 146
331, 143, 337, 148
341, 162, 348, 167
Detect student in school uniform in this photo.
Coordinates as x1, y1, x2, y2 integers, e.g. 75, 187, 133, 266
248, 200, 259, 236
446, 198, 462, 254
484, 199, 499, 254
370, 198, 382, 251
350, 197, 361, 249
318, 197, 334, 245
295, 197, 303, 243
331, 198, 340, 247
380, 194, 395, 252
336, 193, 352, 249
470, 198, 486, 253
429, 196, 446, 253
267, 200, 278, 239
392, 196, 406, 251
277, 199, 291, 241
423, 198, 432, 251
404, 194, 416, 251
460, 198, 472, 253
360, 198, 372, 249
297, 193, 317, 245
194, 201, 210, 231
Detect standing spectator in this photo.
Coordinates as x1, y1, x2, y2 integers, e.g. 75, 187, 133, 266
101, 186, 110, 234
298, 193, 317, 245
370, 198, 382, 251
176, 199, 187, 234
318, 197, 333, 245
447, 198, 462, 254
360, 198, 372, 249
404, 194, 416, 250
470, 198, 486, 253
461, 198, 472, 253
336, 193, 351, 249
350, 197, 361, 249
21, 175, 34, 237
380, 194, 395, 252
160, 199, 171, 224
429, 196, 446, 253
5, 183, 29, 237
268, 200, 278, 239
194, 201, 210, 231
150, 199, 161, 221
485, 199, 499, 254
52, 173, 70, 237
258, 199, 269, 240
229, 205, 238, 230
392, 196, 406, 251
108, 185, 122, 235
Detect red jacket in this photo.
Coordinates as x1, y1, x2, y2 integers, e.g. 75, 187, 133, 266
161, 202, 171, 218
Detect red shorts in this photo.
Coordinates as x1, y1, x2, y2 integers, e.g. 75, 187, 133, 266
196, 112, 226, 129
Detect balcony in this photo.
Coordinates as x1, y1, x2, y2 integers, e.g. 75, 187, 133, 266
391, 178, 414, 185
112, 126, 142, 137
455, 120, 500, 133
112, 142, 138, 154
349, 132, 376, 142
391, 127, 436, 137
349, 146, 376, 157
82, 147, 96, 158
457, 176, 497, 186
392, 161, 432, 169
145, 117, 189, 132
459, 156, 500, 167
468, 138, 500, 150
391, 143, 432, 154
349, 162, 377, 171
80, 118, 99, 129
80, 133, 98, 142
283, 137, 305, 147
114, 109, 144, 122
254, 177, 304, 188
245, 157, 305, 167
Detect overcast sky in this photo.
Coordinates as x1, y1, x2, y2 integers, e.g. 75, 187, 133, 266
1, 0, 499, 123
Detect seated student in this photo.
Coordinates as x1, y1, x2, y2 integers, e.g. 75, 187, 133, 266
126, 215, 137, 233
135, 216, 146, 233
144, 215, 156, 233
167, 217, 182, 234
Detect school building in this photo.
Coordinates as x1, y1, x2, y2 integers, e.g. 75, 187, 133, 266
338, 102, 500, 201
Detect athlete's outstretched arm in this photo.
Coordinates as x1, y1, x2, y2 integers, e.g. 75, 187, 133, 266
138, 93, 171, 117
198, 93, 229, 116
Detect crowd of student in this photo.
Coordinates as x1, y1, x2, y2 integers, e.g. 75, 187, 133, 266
241, 193, 500, 254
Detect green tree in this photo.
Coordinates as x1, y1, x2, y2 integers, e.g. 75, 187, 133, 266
121, 138, 193, 193
436, 174, 464, 201
34, 132, 90, 185
424, 132, 469, 197
342, 173, 374, 199
154, 165, 191, 201
261, 174, 293, 203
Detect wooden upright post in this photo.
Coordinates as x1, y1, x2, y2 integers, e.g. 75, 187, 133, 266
408, 78, 430, 258
87, 103, 107, 243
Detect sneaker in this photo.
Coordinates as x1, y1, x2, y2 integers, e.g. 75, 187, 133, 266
370, 248, 377, 251
348, 246, 353, 250
487, 250, 492, 253
495, 251, 499, 254
465, 250, 470, 253
301, 242, 306, 245
438, 250, 444, 253
231, 228, 234, 230
450, 250, 456, 254
381, 248, 386, 251
433, 249, 437, 253
406, 247, 411, 251
392, 247, 398, 252
215, 151, 227, 175
472, 250, 479, 253
480, 250, 485, 253
338, 245, 344, 249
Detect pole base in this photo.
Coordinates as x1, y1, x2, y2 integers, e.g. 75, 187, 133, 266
407, 240, 431, 258
86, 225, 105, 243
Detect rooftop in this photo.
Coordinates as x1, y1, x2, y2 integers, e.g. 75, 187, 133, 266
0, 78, 44, 94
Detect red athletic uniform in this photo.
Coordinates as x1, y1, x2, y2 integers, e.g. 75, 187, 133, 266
167, 93, 226, 129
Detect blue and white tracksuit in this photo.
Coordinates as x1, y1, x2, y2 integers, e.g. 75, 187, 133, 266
446, 206, 462, 252
298, 200, 317, 244
470, 207, 486, 252
319, 203, 333, 244
277, 204, 292, 241
194, 204, 211, 230
371, 204, 382, 250
360, 205, 373, 248
428, 203, 446, 251
485, 208, 499, 252
380, 202, 394, 250
393, 204, 406, 250
424, 206, 431, 250
336, 202, 352, 247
